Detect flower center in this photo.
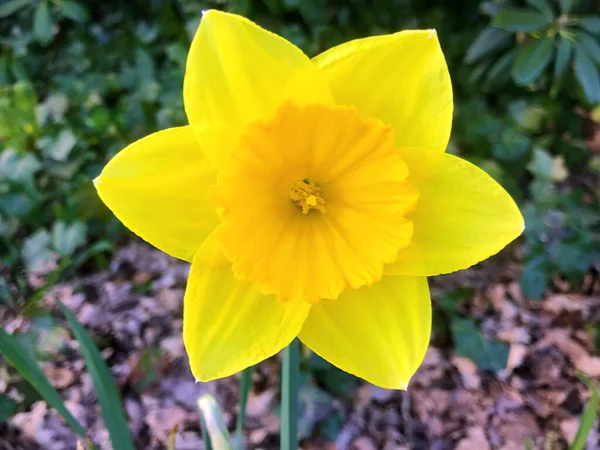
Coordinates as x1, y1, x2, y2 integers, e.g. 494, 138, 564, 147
289, 179, 327, 215
211, 102, 419, 303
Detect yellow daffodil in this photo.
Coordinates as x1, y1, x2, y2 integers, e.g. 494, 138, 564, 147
94, 10, 523, 389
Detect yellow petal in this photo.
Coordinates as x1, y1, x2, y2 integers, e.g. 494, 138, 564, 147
313, 30, 452, 152
184, 232, 311, 381
184, 10, 333, 168
299, 275, 431, 389
94, 126, 218, 262
386, 148, 524, 276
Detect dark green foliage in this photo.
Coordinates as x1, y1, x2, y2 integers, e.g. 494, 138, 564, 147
0, 0, 599, 433
466, 0, 600, 103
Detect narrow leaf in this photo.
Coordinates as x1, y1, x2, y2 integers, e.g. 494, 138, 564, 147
0, 0, 31, 17
574, 48, 600, 104
281, 339, 299, 450
579, 16, 600, 35
570, 375, 599, 450
0, 329, 86, 437
554, 38, 573, 79
492, 8, 552, 32
200, 414, 213, 450
235, 366, 254, 450
512, 37, 554, 85
197, 395, 232, 450
465, 27, 513, 63
575, 31, 600, 65
526, 0, 554, 21
33, 0, 54, 45
59, 302, 135, 450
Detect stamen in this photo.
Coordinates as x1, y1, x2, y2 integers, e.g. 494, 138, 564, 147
289, 180, 327, 215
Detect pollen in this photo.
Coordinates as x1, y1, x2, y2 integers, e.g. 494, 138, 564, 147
289, 179, 327, 215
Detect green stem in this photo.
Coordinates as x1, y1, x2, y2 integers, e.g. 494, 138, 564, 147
235, 365, 254, 450
281, 339, 299, 450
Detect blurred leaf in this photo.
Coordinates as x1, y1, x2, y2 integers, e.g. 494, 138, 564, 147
558, 0, 574, 13
492, 8, 552, 32
46, 128, 76, 161
521, 255, 551, 299
306, 354, 359, 398
549, 238, 594, 277
575, 31, 600, 65
51, 221, 87, 256
33, 0, 55, 45
452, 318, 509, 372
480, 1, 506, 16
554, 38, 573, 80
512, 37, 554, 85
570, 375, 599, 450
60, 302, 135, 450
0, 149, 41, 184
228, 0, 251, 15
197, 394, 232, 450
508, 100, 546, 132
0, 393, 19, 423
485, 49, 518, 88
527, 148, 567, 182
493, 128, 531, 161
22, 229, 56, 274
578, 16, 600, 35
0, 329, 86, 436
0, 0, 31, 18
526, 0, 554, 20
465, 27, 512, 63
574, 48, 600, 104
57, 0, 89, 23
298, 381, 335, 439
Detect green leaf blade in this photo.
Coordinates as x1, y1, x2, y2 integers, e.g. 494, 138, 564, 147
59, 302, 135, 450
0, 0, 31, 18
525, 0, 554, 21
574, 48, 600, 104
57, 0, 89, 23
559, 0, 574, 14
33, 0, 54, 45
578, 16, 600, 35
0, 329, 86, 437
570, 376, 599, 450
235, 366, 254, 450
575, 31, 600, 65
465, 27, 513, 63
452, 319, 509, 372
512, 37, 554, 85
0, 393, 20, 423
197, 395, 232, 450
492, 8, 552, 32
554, 38, 573, 79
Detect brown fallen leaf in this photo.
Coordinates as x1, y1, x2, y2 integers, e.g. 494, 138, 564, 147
506, 344, 528, 371
538, 329, 600, 377
451, 356, 481, 390
352, 436, 378, 450
560, 418, 579, 445
455, 427, 490, 450
43, 366, 75, 389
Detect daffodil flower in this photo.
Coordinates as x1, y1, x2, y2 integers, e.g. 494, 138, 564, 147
94, 10, 523, 389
